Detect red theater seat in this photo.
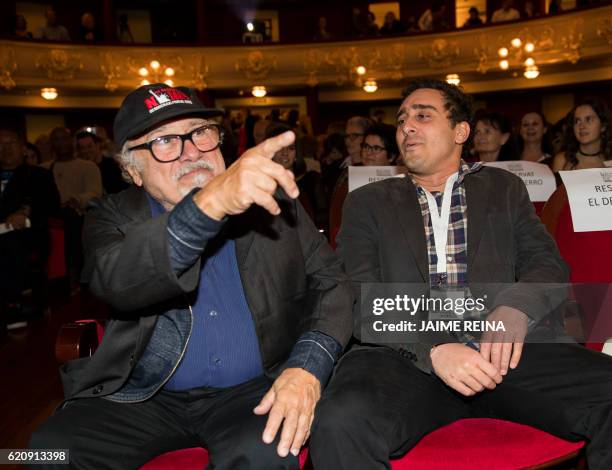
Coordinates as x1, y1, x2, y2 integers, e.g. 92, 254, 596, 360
542, 185, 612, 349
140, 419, 584, 470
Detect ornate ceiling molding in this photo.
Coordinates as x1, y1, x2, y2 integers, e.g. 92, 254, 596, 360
0, 6, 608, 104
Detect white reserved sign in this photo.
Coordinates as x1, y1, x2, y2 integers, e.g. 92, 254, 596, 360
483, 161, 556, 202
348, 166, 402, 192
559, 168, 612, 232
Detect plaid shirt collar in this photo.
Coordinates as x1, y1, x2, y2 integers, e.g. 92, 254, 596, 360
408, 159, 483, 194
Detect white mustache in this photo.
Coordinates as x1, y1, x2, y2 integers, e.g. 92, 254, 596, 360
173, 161, 213, 181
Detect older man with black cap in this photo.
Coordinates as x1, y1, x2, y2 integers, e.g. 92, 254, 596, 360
30, 83, 352, 469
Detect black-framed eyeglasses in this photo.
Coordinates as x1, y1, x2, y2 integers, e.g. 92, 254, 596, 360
361, 142, 386, 153
127, 124, 224, 163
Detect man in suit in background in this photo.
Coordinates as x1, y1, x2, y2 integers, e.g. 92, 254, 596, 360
0, 129, 59, 331
310, 78, 612, 469
30, 84, 352, 469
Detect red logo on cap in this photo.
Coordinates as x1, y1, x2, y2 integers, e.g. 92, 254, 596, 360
144, 87, 192, 113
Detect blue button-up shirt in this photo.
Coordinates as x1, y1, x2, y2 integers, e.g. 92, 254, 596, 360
146, 191, 341, 389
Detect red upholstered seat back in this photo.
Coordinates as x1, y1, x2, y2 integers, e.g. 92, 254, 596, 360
542, 185, 612, 349
554, 203, 612, 283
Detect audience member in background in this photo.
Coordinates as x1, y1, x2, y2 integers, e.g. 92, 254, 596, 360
76, 131, 127, 195
518, 112, 553, 165
548, 117, 567, 157
320, 133, 347, 211
553, 98, 611, 171
463, 7, 484, 27
344, 116, 372, 167
35, 6, 70, 41
35, 134, 54, 167
472, 111, 518, 162
118, 14, 135, 43
301, 135, 322, 174
361, 124, 399, 166
517, 111, 552, 165
363, 12, 380, 37
351, 7, 366, 37
380, 12, 403, 35
24, 142, 41, 166
548, 0, 563, 14
418, 2, 449, 32
91, 126, 116, 158
405, 16, 419, 33
49, 127, 102, 293
13, 14, 33, 39
313, 16, 333, 41
0, 129, 59, 332
79, 12, 97, 42
267, 123, 327, 229
521, 0, 539, 18
491, 0, 520, 22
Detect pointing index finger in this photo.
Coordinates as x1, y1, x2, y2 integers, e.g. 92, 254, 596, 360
260, 131, 296, 159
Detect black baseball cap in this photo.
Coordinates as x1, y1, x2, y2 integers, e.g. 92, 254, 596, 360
113, 83, 223, 149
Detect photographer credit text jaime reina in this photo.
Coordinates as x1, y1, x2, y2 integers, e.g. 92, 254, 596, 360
369, 294, 504, 333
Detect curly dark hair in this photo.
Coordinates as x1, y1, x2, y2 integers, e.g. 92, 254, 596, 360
563, 98, 611, 169
401, 78, 474, 156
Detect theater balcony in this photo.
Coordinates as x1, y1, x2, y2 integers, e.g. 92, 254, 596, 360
0, 4, 610, 113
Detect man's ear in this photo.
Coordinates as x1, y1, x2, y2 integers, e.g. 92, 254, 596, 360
126, 165, 143, 187
455, 122, 470, 145
500, 132, 510, 145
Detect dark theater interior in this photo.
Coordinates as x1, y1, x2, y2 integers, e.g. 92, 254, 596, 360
0, 0, 611, 469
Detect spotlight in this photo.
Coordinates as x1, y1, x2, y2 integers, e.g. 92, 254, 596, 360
499, 60, 509, 70
150, 60, 160, 70
523, 65, 540, 79
446, 74, 460, 86
524, 42, 535, 53
40, 88, 58, 100
252, 85, 267, 97
356, 65, 367, 75
246, 22, 254, 32
498, 47, 509, 58
363, 80, 378, 93
138, 67, 149, 77
511, 38, 522, 48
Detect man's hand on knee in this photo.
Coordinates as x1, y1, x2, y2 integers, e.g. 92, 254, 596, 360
480, 306, 528, 375
431, 343, 503, 396
253, 368, 321, 458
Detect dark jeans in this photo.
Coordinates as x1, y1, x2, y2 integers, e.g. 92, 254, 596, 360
310, 343, 612, 470
30, 375, 298, 470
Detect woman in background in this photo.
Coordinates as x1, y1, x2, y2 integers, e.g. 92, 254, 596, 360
553, 98, 611, 171
360, 123, 399, 166
472, 111, 518, 162
518, 111, 553, 165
